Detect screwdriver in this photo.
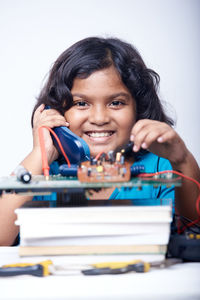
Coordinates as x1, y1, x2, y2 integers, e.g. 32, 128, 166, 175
0, 259, 182, 277
0, 260, 148, 277
73, 258, 182, 275
82, 260, 150, 275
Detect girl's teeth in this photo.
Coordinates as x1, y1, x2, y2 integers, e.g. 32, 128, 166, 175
89, 132, 111, 137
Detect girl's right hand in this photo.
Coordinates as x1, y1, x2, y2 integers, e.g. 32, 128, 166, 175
32, 104, 69, 164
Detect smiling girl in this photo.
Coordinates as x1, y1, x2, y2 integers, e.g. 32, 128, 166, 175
0, 37, 199, 245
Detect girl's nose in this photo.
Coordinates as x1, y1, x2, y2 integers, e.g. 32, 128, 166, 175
88, 105, 110, 125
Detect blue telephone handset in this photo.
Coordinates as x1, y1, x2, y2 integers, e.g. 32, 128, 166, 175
45, 106, 90, 165
52, 126, 90, 164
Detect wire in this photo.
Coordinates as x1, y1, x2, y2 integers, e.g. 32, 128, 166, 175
38, 126, 71, 178
138, 170, 200, 233
95, 151, 108, 161
45, 126, 71, 168
38, 127, 50, 178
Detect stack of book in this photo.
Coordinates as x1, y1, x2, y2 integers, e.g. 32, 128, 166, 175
15, 205, 172, 258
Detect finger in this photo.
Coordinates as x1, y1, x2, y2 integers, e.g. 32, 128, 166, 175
131, 121, 166, 151
156, 129, 177, 144
33, 104, 45, 123
140, 130, 168, 149
34, 108, 69, 128
131, 119, 155, 139
37, 115, 69, 128
35, 105, 61, 119
130, 119, 156, 147
37, 103, 45, 112
132, 129, 149, 152
41, 109, 70, 126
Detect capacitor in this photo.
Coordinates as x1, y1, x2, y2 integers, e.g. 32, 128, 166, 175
120, 155, 125, 165
130, 165, 145, 177
87, 168, 92, 177
90, 157, 97, 165
108, 151, 115, 163
116, 152, 121, 162
122, 167, 127, 177
96, 165, 103, 173
100, 153, 106, 163
15, 165, 32, 183
59, 164, 78, 177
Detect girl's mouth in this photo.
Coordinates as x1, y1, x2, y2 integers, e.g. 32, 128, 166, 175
85, 131, 114, 138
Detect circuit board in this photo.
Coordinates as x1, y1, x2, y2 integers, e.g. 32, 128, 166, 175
78, 161, 131, 182
0, 173, 181, 196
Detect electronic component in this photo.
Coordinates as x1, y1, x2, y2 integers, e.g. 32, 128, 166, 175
121, 141, 134, 156
77, 151, 133, 182
78, 160, 131, 182
59, 164, 78, 177
14, 165, 32, 184
130, 165, 145, 176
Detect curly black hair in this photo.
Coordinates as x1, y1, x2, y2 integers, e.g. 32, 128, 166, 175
31, 36, 173, 126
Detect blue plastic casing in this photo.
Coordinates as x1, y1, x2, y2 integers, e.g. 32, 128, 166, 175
52, 126, 90, 165
44, 106, 90, 165
59, 163, 78, 177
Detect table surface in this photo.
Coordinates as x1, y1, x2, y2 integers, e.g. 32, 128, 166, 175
0, 247, 200, 300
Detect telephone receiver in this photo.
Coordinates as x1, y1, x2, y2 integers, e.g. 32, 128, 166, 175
45, 106, 90, 165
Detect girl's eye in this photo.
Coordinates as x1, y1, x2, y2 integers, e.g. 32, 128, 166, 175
110, 100, 125, 107
73, 101, 88, 107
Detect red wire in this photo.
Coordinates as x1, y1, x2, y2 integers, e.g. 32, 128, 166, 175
38, 127, 50, 177
138, 170, 200, 232
178, 216, 200, 233
38, 126, 71, 177
95, 151, 107, 161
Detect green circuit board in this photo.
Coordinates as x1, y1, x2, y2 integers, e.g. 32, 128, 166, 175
0, 173, 181, 196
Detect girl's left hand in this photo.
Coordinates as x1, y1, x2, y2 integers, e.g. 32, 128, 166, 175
130, 119, 188, 167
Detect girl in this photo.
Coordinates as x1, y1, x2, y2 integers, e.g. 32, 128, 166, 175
0, 37, 199, 246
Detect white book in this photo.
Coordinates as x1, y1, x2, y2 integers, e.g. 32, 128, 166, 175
18, 221, 171, 239
20, 230, 170, 247
15, 205, 172, 224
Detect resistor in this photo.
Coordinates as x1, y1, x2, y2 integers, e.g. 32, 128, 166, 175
121, 167, 127, 177
120, 155, 125, 165
90, 157, 97, 165
14, 165, 32, 183
108, 151, 115, 163
130, 165, 145, 177
100, 153, 106, 162
116, 152, 121, 162
87, 168, 92, 177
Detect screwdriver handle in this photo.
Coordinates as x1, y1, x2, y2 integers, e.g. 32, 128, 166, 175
128, 262, 150, 273
0, 264, 44, 277
82, 262, 150, 276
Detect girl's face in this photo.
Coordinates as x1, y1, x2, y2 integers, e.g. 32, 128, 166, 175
64, 66, 136, 157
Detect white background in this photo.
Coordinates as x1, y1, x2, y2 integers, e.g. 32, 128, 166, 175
0, 0, 199, 176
